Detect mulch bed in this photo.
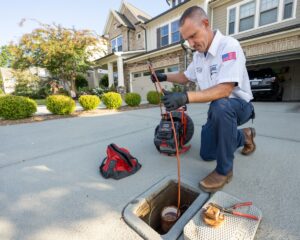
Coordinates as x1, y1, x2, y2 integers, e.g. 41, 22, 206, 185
0, 104, 158, 126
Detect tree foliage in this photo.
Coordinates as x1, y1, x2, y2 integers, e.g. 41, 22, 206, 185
13, 69, 40, 97
0, 45, 12, 67
9, 21, 103, 92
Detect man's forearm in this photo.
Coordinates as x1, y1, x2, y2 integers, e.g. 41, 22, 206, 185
187, 83, 235, 103
166, 73, 189, 84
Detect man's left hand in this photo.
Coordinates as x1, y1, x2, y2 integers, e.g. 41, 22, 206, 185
162, 90, 189, 111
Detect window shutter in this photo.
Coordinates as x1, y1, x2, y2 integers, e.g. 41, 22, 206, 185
157, 28, 161, 48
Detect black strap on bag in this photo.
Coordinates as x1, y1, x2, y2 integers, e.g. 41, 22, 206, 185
99, 143, 141, 180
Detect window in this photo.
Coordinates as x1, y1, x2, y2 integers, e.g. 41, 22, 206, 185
239, 1, 256, 32
283, 0, 294, 19
227, 0, 294, 35
136, 33, 141, 39
259, 0, 279, 26
133, 73, 141, 78
228, 8, 236, 34
171, 20, 180, 43
172, 0, 176, 8
156, 69, 165, 74
143, 72, 151, 76
167, 66, 179, 73
160, 25, 169, 47
171, 0, 183, 7
111, 35, 122, 52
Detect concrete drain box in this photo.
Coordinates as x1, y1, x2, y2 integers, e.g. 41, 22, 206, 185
122, 176, 209, 240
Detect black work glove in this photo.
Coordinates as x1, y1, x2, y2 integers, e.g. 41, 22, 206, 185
151, 72, 167, 83
161, 90, 189, 111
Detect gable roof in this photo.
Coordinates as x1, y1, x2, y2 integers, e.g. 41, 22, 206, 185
145, 0, 191, 24
113, 11, 135, 29
103, 1, 151, 35
122, 1, 151, 23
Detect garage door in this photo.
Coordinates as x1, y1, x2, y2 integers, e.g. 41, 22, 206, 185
131, 67, 178, 101
132, 76, 173, 101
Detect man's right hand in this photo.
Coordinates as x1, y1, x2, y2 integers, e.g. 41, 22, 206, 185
151, 72, 167, 83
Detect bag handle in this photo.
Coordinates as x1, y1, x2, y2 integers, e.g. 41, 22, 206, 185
109, 143, 134, 167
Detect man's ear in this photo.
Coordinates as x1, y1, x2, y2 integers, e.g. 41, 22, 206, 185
202, 18, 209, 28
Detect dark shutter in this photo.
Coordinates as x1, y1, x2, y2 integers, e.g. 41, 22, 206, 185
157, 28, 161, 48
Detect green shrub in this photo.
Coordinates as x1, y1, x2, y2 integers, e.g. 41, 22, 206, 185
0, 95, 37, 120
0, 88, 4, 95
75, 74, 88, 90
147, 91, 161, 104
171, 84, 184, 92
100, 74, 108, 87
79, 95, 100, 110
124, 92, 141, 107
108, 84, 117, 92
102, 92, 122, 109
91, 87, 109, 98
46, 95, 75, 115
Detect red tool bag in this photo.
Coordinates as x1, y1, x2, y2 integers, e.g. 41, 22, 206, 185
99, 143, 141, 179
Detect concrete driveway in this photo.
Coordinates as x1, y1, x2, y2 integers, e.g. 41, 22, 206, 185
0, 102, 300, 240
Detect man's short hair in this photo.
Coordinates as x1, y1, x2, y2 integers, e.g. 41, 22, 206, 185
179, 6, 208, 27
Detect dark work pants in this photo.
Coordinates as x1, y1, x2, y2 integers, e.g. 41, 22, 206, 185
200, 98, 254, 175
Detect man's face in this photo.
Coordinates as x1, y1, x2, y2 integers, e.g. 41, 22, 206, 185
180, 18, 210, 53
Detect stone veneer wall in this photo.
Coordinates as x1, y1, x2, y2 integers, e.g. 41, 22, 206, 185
124, 49, 195, 92
242, 35, 300, 57
107, 18, 123, 54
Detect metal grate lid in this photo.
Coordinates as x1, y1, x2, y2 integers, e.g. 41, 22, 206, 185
184, 191, 262, 240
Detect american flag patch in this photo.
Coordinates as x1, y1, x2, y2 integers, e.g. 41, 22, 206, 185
222, 52, 236, 62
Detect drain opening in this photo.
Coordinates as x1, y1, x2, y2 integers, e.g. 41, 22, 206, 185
136, 180, 199, 234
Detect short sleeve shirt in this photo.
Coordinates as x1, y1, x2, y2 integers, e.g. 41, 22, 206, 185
184, 30, 253, 102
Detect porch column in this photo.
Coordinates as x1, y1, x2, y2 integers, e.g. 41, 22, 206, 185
92, 70, 99, 88
129, 73, 133, 92
117, 56, 124, 87
108, 62, 114, 87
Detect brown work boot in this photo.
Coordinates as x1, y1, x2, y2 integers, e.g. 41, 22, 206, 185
241, 127, 256, 155
199, 170, 233, 193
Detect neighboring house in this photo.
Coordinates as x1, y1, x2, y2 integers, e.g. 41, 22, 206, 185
0, 67, 50, 94
94, 0, 300, 101
209, 0, 300, 100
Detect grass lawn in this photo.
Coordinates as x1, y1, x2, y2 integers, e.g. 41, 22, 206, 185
35, 99, 46, 105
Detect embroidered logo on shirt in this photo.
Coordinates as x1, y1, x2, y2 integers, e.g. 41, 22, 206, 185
222, 52, 236, 62
210, 64, 217, 75
196, 67, 202, 73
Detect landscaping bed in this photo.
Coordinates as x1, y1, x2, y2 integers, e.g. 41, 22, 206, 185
0, 103, 158, 126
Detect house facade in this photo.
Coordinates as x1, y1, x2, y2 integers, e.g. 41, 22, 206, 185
94, 0, 300, 101
209, 0, 300, 100
94, 0, 204, 100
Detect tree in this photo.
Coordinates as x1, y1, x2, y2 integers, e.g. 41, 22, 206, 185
0, 72, 3, 92
13, 69, 40, 97
9, 20, 103, 92
0, 45, 12, 67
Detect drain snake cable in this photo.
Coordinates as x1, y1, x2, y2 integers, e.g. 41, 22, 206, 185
148, 62, 181, 217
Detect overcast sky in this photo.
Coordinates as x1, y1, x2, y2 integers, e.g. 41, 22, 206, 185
0, 0, 170, 46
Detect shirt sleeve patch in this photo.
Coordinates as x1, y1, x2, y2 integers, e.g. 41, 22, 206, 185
222, 52, 236, 62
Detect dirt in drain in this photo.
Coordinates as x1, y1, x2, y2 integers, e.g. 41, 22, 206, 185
139, 181, 199, 234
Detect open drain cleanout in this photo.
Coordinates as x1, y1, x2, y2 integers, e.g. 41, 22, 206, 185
122, 175, 209, 240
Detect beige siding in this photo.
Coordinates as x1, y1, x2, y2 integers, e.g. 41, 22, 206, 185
146, 0, 206, 51
211, 0, 300, 38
